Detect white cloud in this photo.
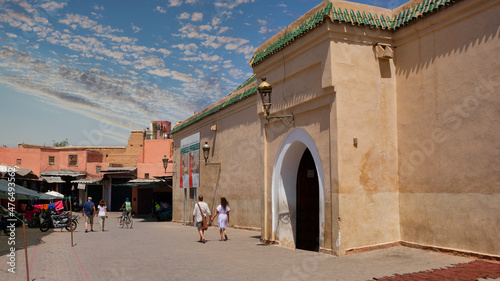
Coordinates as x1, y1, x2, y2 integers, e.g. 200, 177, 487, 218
147, 68, 194, 83
199, 25, 212, 32
172, 43, 198, 55
191, 12, 203, 22
59, 14, 97, 29
6, 33, 17, 38
218, 26, 230, 34
155, 6, 167, 14
211, 17, 221, 26
40, 1, 68, 12
169, 0, 182, 7
131, 23, 141, 33
214, 0, 255, 10
228, 68, 243, 78
177, 12, 190, 20
155, 48, 172, 57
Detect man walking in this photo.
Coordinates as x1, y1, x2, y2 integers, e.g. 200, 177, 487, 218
193, 195, 211, 243
82, 197, 96, 233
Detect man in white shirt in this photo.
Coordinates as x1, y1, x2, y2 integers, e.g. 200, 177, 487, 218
193, 195, 211, 243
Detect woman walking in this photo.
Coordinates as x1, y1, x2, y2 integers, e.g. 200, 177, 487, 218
97, 199, 108, 231
211, 197, 230, 241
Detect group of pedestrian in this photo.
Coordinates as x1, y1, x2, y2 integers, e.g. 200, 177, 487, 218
82, 196, 108, 233
193, 195, 231, 243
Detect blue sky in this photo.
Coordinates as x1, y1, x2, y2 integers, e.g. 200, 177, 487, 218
0, 0, 405, 147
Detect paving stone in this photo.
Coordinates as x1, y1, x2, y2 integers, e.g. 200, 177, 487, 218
0, 212, 496, 281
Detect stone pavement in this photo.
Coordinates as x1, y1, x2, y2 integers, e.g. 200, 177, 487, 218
0, 212, 499, 281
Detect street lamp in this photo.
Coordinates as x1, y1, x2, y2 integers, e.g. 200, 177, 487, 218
202, 142, 220, 166
257, 78, 294, 123
162, 155, 169, 173
202, 142, 210, 163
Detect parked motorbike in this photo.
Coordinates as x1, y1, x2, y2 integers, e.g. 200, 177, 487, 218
27, 211, 41, 228
39, 210, 78, 232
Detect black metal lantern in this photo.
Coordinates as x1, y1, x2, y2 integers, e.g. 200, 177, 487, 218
202, 142, 210, 163
162, 155, 169, 173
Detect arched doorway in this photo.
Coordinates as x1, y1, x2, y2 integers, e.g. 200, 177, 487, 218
272, 128, 325, 251
296, 149, 319, 251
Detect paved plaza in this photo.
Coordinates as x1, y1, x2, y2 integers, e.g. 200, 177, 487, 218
0, 212, 499, 281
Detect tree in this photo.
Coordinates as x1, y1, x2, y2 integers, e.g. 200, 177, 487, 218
53, 138, 69, 147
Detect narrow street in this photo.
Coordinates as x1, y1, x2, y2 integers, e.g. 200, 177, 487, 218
1, 212, 498, 281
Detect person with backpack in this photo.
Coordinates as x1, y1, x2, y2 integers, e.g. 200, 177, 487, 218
82, 197, 96, 233
120, 198, 132, 221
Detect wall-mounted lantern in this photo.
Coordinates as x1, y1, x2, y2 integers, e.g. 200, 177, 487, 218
202, 142, 220, 166
257, 78, 294, 124
162, 155, 169, 173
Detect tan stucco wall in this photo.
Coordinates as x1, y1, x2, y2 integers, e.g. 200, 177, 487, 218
254, 20, 400, 254
170, 0, 499, 258
172, 96, 263, 229
395, 0, 500, 256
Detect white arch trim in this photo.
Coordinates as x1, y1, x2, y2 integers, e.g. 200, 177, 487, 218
271, 128, 326, 248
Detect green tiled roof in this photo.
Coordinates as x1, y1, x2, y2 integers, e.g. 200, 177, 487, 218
172, 75, 257, 134
173, 0, 463, 134
250, 0, 463, 66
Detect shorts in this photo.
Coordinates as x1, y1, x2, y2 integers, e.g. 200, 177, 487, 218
85, 214, 94, 224
196, 222, 204, 231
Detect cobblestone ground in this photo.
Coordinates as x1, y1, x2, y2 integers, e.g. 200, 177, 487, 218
0, 213, 498, 281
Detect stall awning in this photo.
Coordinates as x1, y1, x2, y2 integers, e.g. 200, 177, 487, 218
100, 167, 136, 173
41, 170, 86, 177
71, 178, 103, 190
114, 178, 169, 188
0, 164, 39, 179
42, 176, 65, 183
71, 178, 102, 184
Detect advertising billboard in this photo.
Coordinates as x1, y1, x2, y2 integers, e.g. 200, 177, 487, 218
179, 132, 200, 188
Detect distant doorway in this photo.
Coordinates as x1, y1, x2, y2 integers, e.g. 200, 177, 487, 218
296, 148, 319, 251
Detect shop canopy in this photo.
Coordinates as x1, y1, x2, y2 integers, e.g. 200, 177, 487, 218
42, 176, 66, 183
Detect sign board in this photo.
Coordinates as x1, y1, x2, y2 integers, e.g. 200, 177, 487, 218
179, 132, 200, 188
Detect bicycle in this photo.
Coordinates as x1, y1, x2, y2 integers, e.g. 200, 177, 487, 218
118, 209, 133, 228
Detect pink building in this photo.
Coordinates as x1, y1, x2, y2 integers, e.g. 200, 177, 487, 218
0, 121, 173, 215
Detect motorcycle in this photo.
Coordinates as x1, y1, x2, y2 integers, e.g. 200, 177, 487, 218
27, 211, 41, 228
39, 210, 79, 232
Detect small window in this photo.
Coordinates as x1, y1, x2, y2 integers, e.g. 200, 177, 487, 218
189, 187, 196, 199
16, 159, 21, 165
96, 166, 101, 173
68, 154, 78, 167
145, 173, 149, 179
48, 156, 55, 166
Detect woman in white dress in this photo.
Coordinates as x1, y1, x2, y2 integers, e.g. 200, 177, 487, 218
211, 197, 230, 241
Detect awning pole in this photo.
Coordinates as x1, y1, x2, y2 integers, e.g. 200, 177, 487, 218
183, 188, 187, 225
23, 214, 29, 281
69, 197, 74, 247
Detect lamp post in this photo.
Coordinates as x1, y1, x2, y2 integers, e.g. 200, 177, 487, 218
257, 78, 294, 123
162, 155, 168, 173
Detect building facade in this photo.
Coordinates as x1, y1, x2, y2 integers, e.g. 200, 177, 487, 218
172, 0, 500, 257
0, 123, 174, 213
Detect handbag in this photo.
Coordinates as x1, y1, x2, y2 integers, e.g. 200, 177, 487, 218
197, 203, 208, 230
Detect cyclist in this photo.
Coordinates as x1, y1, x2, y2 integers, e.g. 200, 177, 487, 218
119, 198, 132, 225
